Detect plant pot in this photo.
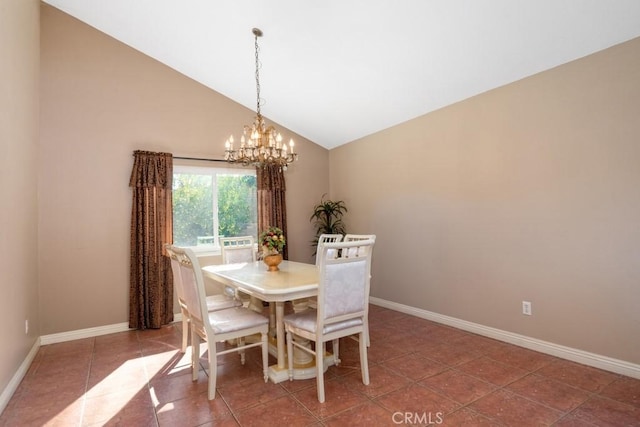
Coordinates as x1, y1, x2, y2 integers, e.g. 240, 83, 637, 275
263, 253, 283, 272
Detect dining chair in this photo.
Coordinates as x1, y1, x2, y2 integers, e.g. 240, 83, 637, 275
284, 238, 375, 403
219, 236, 264, 313
165, 244, 241, 353
169, 245, 269, 400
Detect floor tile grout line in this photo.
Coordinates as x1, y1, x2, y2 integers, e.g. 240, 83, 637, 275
452, 361, 620, 426
199, 327, 628, 427
77, 337, 96, 427
284, 383, 325, 425
415, 366, 498, 415
217, 388, 246, 426
387, 356, 566, 424
549, 387, 632, 427
138, 332, 163, 427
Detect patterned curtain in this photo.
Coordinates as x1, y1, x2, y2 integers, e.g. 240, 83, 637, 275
128, 150, 174, 329
257, 164, 288, 259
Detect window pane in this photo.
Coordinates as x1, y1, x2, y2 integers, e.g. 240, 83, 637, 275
172, 173, 214, 246
218, 174, 257, 239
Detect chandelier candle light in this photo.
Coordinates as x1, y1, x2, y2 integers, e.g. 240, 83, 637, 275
224, 28, 298, 170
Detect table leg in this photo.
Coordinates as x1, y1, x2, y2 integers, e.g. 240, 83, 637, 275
275, 301, 285, 369
269, 302, 276, 338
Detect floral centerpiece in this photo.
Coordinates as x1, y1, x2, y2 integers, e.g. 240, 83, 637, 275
260, 226, 286, 271
260, 226, 286, 255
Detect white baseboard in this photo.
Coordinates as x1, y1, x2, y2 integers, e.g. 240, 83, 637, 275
39, 314, 184, 345
40, 322, 134, 345
0, 338, 40, 415
370, 297, 640, 380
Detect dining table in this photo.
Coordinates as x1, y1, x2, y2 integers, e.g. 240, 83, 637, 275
202, 259, 333, 383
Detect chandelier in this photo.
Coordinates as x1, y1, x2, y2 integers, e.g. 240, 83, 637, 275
224, 28, 298, 169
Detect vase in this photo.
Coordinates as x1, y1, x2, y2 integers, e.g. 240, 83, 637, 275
263, 253, 283, 272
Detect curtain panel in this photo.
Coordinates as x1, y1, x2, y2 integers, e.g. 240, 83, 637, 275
129, 150, 174, 329
257, 164, 288, 259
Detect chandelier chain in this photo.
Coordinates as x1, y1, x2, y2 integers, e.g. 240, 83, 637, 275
254, 32, 261, 117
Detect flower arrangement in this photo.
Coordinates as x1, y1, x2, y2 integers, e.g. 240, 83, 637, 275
260, 226, 286, 254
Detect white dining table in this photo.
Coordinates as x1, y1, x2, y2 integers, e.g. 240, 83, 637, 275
202, 260, 331, 383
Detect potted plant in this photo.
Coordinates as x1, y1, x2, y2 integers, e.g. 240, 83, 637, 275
309, 194, 347, 252
260, 226, 286, 271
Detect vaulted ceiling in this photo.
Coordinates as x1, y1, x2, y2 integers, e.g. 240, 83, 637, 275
43, 1, 640, 149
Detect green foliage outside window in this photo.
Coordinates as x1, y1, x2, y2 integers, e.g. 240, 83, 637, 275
173, 173, 214, 246
218, 174, 257, 238
172, 171, 257, 247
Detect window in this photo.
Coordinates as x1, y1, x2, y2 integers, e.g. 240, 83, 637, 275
172, 162, 257, 252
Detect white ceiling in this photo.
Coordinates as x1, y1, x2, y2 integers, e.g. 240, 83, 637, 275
43, 1, 640, 149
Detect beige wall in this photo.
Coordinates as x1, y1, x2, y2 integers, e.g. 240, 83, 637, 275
39, 4, 329, 335
330, 37, 640, 364
0, 0, 41, 400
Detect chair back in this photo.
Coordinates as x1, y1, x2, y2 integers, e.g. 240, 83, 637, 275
316, 239, 375, 334
170, 245, 208, 331
220, 236, 256, 264
315, 233, 344, 265
165, 244, 186, 306
343, 234, 376, 258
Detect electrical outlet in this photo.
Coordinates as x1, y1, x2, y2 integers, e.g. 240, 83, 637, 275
522, 301, 532, 316
25, 319, 29, 335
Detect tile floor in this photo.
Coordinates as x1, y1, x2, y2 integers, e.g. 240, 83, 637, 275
1, 305, 639, 426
